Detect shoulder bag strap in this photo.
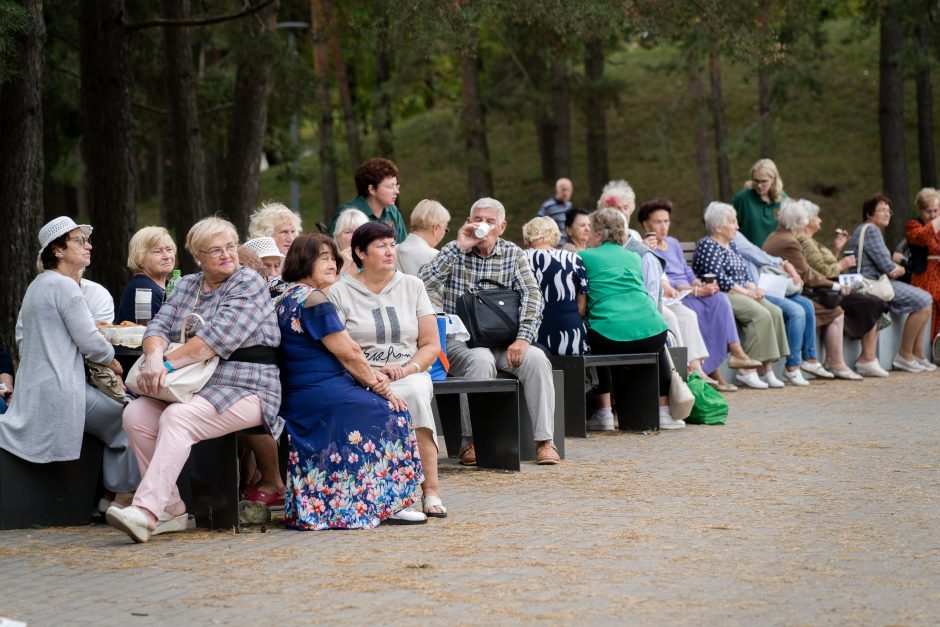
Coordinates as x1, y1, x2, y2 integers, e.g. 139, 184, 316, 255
476, 278, 510, 290
472, 291, 518, 331
857, 224, 869, 273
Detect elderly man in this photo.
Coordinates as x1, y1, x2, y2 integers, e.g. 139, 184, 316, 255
420, 197, 560, 465
537, 178, 573, 246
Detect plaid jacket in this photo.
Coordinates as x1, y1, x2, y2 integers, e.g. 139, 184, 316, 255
144, 266, 283, 438
419, 239, 543, 343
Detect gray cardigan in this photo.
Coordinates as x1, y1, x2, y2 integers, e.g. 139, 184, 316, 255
0, 271, 114, 462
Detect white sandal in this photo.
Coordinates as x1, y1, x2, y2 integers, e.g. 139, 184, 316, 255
422, 495, 448, 518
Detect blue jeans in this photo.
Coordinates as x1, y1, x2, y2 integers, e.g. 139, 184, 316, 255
765, 294, 817, 368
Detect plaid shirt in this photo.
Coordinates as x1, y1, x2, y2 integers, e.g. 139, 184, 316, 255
144, 266, 283, 438
419, 239, 543, 343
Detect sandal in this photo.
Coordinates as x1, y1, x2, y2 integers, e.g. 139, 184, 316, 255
422, 495, 448, 518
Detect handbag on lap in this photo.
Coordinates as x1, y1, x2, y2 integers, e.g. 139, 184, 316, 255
456, 279, 521, 349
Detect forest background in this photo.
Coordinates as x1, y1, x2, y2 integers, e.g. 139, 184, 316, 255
1, 0, 938, 355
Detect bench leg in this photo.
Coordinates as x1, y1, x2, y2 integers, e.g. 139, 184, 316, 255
468, 390, 520, 471
615, 360, 660, 432
188, 434, 239, 529
550, 357, 588, 438
433, 394, 463, 459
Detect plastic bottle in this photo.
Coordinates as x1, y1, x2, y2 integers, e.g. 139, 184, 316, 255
165, 269, 182, 301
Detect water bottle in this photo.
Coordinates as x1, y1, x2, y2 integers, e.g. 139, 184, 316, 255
165, 269, 182, 302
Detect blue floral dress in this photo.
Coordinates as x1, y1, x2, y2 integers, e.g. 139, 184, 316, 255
275, 284, 424, 530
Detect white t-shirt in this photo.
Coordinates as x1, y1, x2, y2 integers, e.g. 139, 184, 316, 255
327, 272, 435, 368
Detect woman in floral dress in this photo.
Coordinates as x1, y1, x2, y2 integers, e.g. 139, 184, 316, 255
275, 233, 425, 529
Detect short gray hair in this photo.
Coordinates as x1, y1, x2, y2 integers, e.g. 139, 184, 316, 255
470, 197, 506, 222
779, 198, 812, 232
597, 179, 635, 213
590, 208, 627, 245
703, 201, 736, 234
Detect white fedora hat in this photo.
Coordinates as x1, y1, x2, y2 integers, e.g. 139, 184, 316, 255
243, 237, 285, 259
38, 216, 93, 254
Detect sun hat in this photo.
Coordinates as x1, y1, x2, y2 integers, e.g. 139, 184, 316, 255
242, 236, 285, 259
38, 216, 93, 254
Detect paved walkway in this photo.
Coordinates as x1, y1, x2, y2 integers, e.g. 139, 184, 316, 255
1, 373, 938, 625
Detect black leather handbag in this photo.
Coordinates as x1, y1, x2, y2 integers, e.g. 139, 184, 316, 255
456, 279, 520, 348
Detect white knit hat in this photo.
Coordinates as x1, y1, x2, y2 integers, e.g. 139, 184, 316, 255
243, 236, 284, 259
38, 216, 93, 254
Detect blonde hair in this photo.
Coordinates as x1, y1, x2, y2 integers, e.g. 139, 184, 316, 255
744, 158, 784, 203
410, 199, 451, 232
590, 208, 627, 245
915, 187, 940, 213
248, 201, 302, 239
127, 226, 176, 274
522, 216, 561, 247
185, 216, 239, 258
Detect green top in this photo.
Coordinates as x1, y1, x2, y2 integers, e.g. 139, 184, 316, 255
732, 187, 787, 248
579, 242, 667, 343
328, 195, 408, 243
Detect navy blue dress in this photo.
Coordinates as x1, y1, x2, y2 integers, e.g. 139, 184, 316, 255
117, 274, 165, 324
524, 248, 589, 355
275, 285, 424, 530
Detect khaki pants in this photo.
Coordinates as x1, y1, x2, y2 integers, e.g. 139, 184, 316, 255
727, 292, 789, 363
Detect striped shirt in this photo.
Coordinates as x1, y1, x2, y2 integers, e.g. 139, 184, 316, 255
419, 239, 544, 343
537, 197, 572, 245
144, 266, 283, 438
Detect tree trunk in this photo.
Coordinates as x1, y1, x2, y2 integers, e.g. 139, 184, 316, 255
551, 58, 571, 179
224, 4, 276, 236
330, 35, 363, 166
79, 0, 136, 300
757, 0, 773, 157
312, 0, 339, 217
459, 35, 494, 200
709, 49, 732, 202
689, 58, 714, 209
373, 13, 394, 159
0, 0, 45, 356
161, 0, 208, 270
879, 1, 909, 246
914, 23, 937, 188
519, 47, 554, 184
533, 106, 556, 184
583, 38, 609, 204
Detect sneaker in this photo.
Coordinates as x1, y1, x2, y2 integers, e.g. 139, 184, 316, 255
783, 369, 810, 386
736, 371, 769, 389
586, 409, 615, 431
387, 507, 428, 525
856, 360, 890, 378
828, 367, 864, 381
760, 372, 785, 388
658, 406, 686, 430
916, 358, 937, 372
892, 355, 926, 373
800, 361, 834, 379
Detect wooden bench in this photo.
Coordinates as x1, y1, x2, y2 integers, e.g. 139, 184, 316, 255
433, 377, 521, 471
550, 353, 660, 437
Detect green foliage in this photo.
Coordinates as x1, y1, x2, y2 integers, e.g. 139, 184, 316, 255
0, 0, 31, 84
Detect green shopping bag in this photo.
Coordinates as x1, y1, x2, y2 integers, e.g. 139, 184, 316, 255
685, 371, 728, 425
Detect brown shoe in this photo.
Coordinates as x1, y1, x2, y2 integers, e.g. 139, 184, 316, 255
458, 443, 476, 466
536, 441, 560, 465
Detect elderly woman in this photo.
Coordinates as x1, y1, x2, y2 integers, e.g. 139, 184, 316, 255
846, 195, 934, 373
330, 157, 408, 243
765, 200, 875, 380
523, 217, 589, 356
597, 179, 643, 243
639, 198, 761, 391
561, 208, 591, 253
733, 158, 788, 247
906, 188, 940, 343
276, 233, 425, 528
693, 203, 791, 389
0, 217, 139, 505
243, 236, 285, 279
117, 226, 177, 324
333, 208, 369, 274
107, 217, 281, 543
249, 201, 302, 256
328, 222, 445, 517
397, 199, 451, 276
580, 208, 684, 430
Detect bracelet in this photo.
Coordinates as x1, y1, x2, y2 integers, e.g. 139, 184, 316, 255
410, 362, 422, 373
164, 360, 175, 373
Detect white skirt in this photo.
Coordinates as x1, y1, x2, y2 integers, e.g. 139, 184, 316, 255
389, 372, 437, 447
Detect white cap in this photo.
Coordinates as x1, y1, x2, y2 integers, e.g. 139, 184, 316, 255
243, 237, 285, 259
38, 216, 93, 254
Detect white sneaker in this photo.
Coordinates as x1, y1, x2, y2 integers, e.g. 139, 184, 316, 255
586, 409, 615, 431
735, 371, 769, 389
783, 369, 810, 386
915, 358, 937, 372
856, 360, 890, 378
658, 406, 686, 430
387, 507, 427, 525
760, 372, 785, 388
800, 361, 834, 379
892, 356, 926, 373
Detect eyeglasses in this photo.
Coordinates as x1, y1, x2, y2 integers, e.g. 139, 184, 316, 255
875, 208, 893, 215
200, 243, 238, 258
68, 235, 91, 246
380, 182, 401, 191
752, 178, 772, 186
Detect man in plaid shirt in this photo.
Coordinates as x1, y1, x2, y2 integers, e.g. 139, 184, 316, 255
420, 197, 560, 465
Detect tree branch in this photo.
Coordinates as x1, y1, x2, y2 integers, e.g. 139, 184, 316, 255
126, 0, 277, 31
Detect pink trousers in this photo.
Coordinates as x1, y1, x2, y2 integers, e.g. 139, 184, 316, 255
123, 394, 263, 518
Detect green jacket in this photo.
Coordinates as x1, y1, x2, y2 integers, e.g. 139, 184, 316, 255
732, 188, 788, 248
328, 195, 407, 243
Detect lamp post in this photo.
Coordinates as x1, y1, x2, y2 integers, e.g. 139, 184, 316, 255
276, 21, 309, 215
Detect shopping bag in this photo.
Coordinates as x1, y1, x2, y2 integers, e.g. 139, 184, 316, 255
685, 371, 729, 425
